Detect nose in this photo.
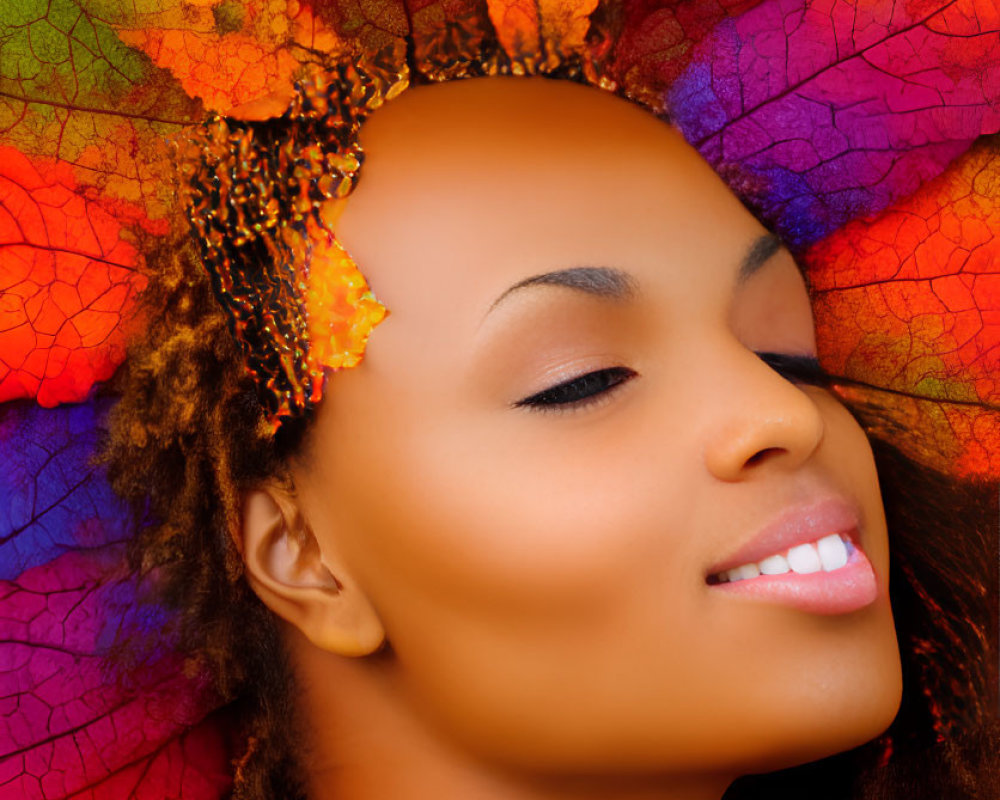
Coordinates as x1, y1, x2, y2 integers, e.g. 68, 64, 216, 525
701, 346, 826, 482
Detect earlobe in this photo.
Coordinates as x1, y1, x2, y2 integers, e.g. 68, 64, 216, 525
240, 488, 385, 657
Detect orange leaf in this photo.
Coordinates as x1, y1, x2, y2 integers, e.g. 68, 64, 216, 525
117, 26, 302, 113
808, 137, 1000, 477
0, 149, 148, 406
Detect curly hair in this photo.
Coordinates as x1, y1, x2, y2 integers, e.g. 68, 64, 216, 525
102, 232, 310, 798
101, 31, 999, 800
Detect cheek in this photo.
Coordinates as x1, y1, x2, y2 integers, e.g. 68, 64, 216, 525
332, 405, 686, 625
313, 390, 712, 715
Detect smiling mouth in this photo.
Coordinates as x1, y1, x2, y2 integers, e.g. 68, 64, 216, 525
706, 532, 855, 585
704, 529, 879, 615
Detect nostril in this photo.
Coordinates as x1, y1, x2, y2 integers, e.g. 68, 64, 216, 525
746, 447, 783, 467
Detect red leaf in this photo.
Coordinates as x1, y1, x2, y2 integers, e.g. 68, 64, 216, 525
0, 149, 147, 406
808, 136, 1000, 477
0, 550, 232, 800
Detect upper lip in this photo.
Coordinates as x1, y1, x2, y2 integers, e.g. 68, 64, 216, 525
705, 496, 863, 579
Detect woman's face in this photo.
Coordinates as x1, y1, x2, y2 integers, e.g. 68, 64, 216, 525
288, 78, 902, 776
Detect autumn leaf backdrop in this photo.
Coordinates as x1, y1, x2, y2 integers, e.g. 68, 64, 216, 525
1, 1, 999, 797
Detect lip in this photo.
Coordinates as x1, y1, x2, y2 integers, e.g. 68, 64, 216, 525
708, 543, 879, 615
705, 496, 864, 580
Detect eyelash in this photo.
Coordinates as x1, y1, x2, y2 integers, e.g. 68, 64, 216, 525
514, 367, 637, 411
755, 352, 832, 387
514, 353, 830, 413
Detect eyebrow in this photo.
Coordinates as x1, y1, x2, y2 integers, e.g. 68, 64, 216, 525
487, 266, 638, 313
486, 232, 783, 314
737, 232, 783, 287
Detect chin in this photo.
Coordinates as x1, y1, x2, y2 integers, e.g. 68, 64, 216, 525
646, 615, 905, 776
738, 661, 903, 775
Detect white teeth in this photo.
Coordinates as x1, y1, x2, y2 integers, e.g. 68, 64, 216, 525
817, 533, 848, 571
758, 553, 790, 575
714, 533, 854, 583
787, 543, 822, 574
728, 563, 761, 582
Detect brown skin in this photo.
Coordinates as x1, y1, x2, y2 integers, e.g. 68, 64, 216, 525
239, 78, 902, 800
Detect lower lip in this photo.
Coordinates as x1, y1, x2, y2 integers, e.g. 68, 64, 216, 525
707, 545, 879, 615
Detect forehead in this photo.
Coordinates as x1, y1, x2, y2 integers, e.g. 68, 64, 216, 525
333, 77, 764, 327
347, 77, 718, 227
356, 77, 672, 182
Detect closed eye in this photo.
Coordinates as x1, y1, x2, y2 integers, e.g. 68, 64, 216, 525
755, 352, 831, 387
514, 367, 637, 411
511, 354, 823, 413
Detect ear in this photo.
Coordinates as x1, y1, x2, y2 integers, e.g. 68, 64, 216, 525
240, 487, 385, 656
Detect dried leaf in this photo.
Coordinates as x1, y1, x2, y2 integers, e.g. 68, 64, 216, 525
589, 0, 764, 110
0, 400, 231, 799
0, 150, 149, 406
0, 0, 200, 212
669, 0, 1000, 247
303, 0, 410, 50
487, 0, 599, 65
115, 0, 304, 113
809, 136, 1000, 477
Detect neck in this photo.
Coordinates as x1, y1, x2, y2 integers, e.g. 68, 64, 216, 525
287, 630, 735, 800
